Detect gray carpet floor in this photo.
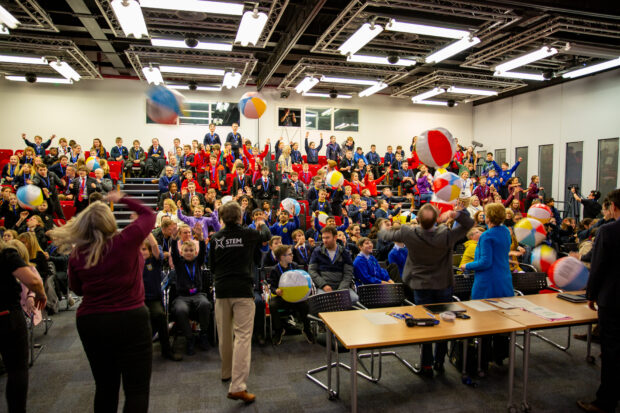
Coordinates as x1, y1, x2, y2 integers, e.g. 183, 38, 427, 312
0, 308, 601, 413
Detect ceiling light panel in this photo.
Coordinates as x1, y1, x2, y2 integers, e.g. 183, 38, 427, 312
150, 38, 233, 51
140, 0, 244, 15
386, 19, 470, 39
338, 23, 383, 56
494, 46, 558, 73
159, 65, 226, 76
347, 54, 416, 66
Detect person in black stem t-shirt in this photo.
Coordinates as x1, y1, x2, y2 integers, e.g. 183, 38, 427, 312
170, 223, 212, 356
209, 201, 271, 404
0, 242, 47, 413
141, 234, 182, 361
571, 187, 602, 219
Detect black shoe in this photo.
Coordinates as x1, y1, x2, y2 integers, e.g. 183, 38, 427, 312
433, 362, 445, 374
221, 377, 231, 383
577, 400, 609, 413
273, 329, 285, 345
415, 364, 434, 378
162, 351, 183, 361
186, 339, 196, 356
198, 333, 209, 351
574, 333, 600, 344
301, 327, 314, 344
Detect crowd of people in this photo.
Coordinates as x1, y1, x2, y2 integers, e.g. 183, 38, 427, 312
0, 125, 617, 413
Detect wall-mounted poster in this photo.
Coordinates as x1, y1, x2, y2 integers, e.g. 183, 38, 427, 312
278, 107, 301, 127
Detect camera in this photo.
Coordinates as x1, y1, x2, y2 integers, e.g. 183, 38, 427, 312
184, 37, 199, 48
329, 89, 338, 99
25, 73, 37, 83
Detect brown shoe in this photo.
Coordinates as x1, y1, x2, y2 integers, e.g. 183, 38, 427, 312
227, 390, 256, 404
577, 400, 608, 413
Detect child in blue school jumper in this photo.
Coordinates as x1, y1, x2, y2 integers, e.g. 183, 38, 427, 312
492, 157, 522, 198
269, 209, 300, 245
353, 237, 393, 286
486, 168, 501, 191
22, 133, 55, 156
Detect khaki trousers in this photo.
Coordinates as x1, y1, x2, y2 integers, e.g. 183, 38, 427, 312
215, 297, 255, 393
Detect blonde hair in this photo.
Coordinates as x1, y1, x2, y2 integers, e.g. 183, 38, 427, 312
7, 239, 29, 261
49, 201, 117, 268
17, 231, 43, 261
163, 198, 177, 212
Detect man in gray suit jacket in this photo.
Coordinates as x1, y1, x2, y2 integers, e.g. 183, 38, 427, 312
379, 202, 473, 377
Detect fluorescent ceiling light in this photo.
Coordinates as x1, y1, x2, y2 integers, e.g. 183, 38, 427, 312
335, 123, 350, 130
359, 81, 388, 97
0, 26, 9, 35
49, 60, 81, 81
338, 22, 383, 56
140, 0, 244, 15
222, 71, 242, 88
303, 92, 352, 99
159, 65, 225, 76
562, 57, 620, 79
111, 0, 148, 39
493, 71, 545, 81
320, 75, 377, 86
168, 84, 222, 91
0, 54, 47, 65
235, 10, 268, 47
0, 5, 20, 29
412, 100, 455, 106
495, 46, 558, 73
150, 38, 233, 51
347, 54, 416, 67
141, 66, 164, 84
6, 75, 72, 84
295, 76, 319, 94
425, 36, 480, 64
411, 87, 444, 102
447, 86, 497, 96
386, 19, 469, 39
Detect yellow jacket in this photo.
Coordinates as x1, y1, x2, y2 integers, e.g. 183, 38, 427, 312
460, 239, 478, 267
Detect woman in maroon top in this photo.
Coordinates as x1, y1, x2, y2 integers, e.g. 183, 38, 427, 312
50, 190, 155, 413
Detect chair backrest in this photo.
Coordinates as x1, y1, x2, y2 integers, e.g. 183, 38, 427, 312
453, 274, 475, 301
261, 265, 275, 283
512, 272, 548, 295
307, 290, 352, 315
357, 283, 406, 308
452, 254, 463, 267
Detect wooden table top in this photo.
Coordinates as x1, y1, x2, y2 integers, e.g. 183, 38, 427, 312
319, 304, 524, 349
491, 292, 598, 330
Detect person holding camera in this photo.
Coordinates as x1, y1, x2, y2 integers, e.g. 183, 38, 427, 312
571, 187, 602, 219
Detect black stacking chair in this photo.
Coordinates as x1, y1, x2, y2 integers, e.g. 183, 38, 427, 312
306, 290, 373, 399
452, 267, 475, 302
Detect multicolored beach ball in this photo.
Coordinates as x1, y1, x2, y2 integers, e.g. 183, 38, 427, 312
432, 172, 463, 204
417, 127, 456, 168
279, 270, 313, 302
513, 217, 547, 247
238, 92, 266, 119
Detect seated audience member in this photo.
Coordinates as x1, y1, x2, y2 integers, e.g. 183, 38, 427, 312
363, 168, 389, 197
525, 175, 543, 210
339, 150, 356, 181
31, 164, 65, 219
365, 144, 381, 177
304, 132, 323, 164
398, 161, 416, 194
269, 210, 299, 245
159, 182, 182, 210
204, 154, 227, 194
126, 139, 145, 177
159, 166, 181, 194
49, 155, 68, 178
467, 195, 484, 216
459, 226, 484, 267
1, 155, 20, 185
288, 171, 306, 200
170, 224, 212, 355
325, 135, 341, 162
20, 147, 36, 165
180, 169, 202, 194
307, 176, 322, 204
310, 189, 331, 213
268, 244, 313, 345
375, 199, 401, 220
33, 201, 54, 231
109, 136, 129, 164
69, 166, 100, 214
18, 231, 51, 284
1, 193, 24, 229
177, 205, 220, 241
473, 175, 493, 205
156, 199, 181, 227
93, 168, 113, 194
181, 182, 205, 214
486, 168, 500, 191
353, 237, 394, 286
68, 144, 85, 164
337, 230, 359, 257
299, 163, 313, 186
292, 229, 313, 268
22, 132, 55, 156
141, 234, 182, 361
15, 163, 33, 189
262, 236, 282, 267
308, 225, 358, 304
146, 138, 166, 177
253, 166, 277, 203
90, 138, 107, 159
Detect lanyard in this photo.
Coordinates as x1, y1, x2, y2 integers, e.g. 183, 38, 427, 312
153, 146, 158, 154
185, 262, 196, 282
294, 182, 298, 193
71, 155, 78, 163
298, 246, 307, 261
262, 179, 269, 191
238, 175, 245, 187
9, 165, 15, 177
329, 247, 339, 264
212, 167, 217, 180
43, 176, 50, 188
319, 201, 326, 211
162, 238, 168, 251
23, 173, 29, 182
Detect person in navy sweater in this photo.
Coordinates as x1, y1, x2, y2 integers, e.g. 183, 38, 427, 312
304, 132, 323, 164
204, 123, 221, 146
49, 155, 69, 179
269, 210, 300, 245
146, 138, 166, 177
353, 237, 394, 286
366, 144, 382, 177
325, 135, 341, 161
109, 137, 129, 166
290, 142, 303, 164
1, 155, 20, 185
226, 122, 243, 156
22, 133, 55, 156
141, 233, 182, 361
158, 166, 181, 194
492, 157, 522, 198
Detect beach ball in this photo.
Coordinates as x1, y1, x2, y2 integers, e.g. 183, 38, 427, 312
17, 185, 44, 210
280, 198, 300, 216
326, 170, 344, 189
238, 92, 266, 119
146, 85, 185, 125
221, 195, 233, 205
278, 269, 313, 303
393, 210, 411, 225
434, 163, 450, 177
316, 211, 329, 228
527, 203, 552, 224
531, 244, 557, 273
85, 156, 100, 172
513, 217, 547, 247
417, 127, 456, 168
432, 172, 463, 204
548, 257, 589, 291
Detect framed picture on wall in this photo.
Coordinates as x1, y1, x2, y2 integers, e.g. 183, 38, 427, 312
278, 107, 301, 127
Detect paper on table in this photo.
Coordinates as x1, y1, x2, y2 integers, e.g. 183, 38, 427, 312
500, 296, 572, 321
484, 299, 517, 309
363, 313, 399, 325
462, 300, 497, 312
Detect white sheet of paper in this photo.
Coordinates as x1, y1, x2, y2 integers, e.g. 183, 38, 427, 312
485, 299, 517, 309
363, 313, 399, 325
499, 297, 571, 321
462, 300, 497, 312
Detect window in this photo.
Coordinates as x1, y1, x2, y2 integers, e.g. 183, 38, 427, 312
475, 150, 486, 176
305, 108, 332, 131
515, 147, 528, 187
147, 101, 240, 126
597, 138, 619, 199
495, 149, 506, 165
334, 109, 359, 132
538, 144, 554, 199
565, 141, 583, 203
209, 102, 240, 126
278, 107, 301, 127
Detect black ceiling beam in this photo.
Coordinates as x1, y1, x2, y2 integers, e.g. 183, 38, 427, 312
256, 0, 326, 90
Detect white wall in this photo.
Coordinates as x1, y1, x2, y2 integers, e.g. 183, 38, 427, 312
0, 78, 473, 155
473, 69, 620, 201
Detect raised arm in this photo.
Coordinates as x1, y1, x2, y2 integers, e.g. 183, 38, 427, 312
108, 191, 156, 246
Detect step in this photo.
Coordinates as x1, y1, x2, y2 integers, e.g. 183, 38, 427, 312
113, 211, 135, 220
124, 189, 160, 196
123, 182, 159, 190
113, 202, 157, 211
125, 177, 157, 183
116, 219, 133, 228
